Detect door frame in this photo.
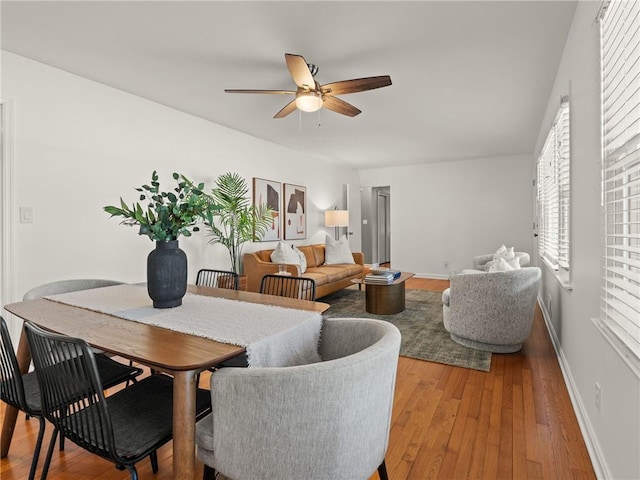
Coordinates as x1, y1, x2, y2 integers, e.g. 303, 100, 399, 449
1, 98, 17, 340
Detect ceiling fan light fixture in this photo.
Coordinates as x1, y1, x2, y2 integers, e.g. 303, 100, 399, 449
295, 91, 323, 112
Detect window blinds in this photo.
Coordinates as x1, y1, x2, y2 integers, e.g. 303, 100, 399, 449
557, 103, 571, 269
600, 0, 640, 359
537, 100, 571, 270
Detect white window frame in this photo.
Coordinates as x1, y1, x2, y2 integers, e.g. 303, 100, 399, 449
537, 97, 571, 275
599, 0, 640, 362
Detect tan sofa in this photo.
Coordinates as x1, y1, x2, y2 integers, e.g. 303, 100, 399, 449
243, 244, 365, 298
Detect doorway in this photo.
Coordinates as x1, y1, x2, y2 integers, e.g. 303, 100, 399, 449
360, 186, 391, 265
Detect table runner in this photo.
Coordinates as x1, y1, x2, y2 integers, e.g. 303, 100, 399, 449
44, 283, 322, 367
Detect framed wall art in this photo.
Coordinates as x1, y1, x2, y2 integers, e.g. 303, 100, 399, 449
253, 177, 281, 241
283, 183, 306, 240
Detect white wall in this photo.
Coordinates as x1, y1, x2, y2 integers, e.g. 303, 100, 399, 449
359, 154, 534, 277
0, 52, 360, 315
533, 2, 639, 479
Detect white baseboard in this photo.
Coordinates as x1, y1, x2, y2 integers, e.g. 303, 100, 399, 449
413, 272, 449, 280
537, 295, 609, 480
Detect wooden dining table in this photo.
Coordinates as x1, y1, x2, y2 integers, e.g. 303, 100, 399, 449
2, 285, 329, 479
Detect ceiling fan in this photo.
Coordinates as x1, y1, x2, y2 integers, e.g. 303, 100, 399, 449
225, 53, 392, 118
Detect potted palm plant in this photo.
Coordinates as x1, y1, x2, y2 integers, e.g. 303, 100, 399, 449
104, 171, 213, 308
203, 172, 273, 285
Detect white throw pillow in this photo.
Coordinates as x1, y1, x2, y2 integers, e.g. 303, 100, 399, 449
488, 257, 514, 272
493, 245, 515, 261
292, 246, 307, 273
484, 259, 498, 270
506, 256, 521, 269
270, 241, 301, 268
325, 235, 355, 265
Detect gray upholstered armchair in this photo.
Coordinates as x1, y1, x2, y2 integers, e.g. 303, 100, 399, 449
442, 267, 541, 353
22, 278, 124, 300
196, 317, 401, 480
473, 251, 531, 271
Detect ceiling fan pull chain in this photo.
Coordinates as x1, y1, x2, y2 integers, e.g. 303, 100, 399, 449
299, 109, 302, 133
317, 109, 322, 129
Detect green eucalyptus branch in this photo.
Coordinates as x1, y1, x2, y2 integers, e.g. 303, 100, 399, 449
104, 170, 215, 242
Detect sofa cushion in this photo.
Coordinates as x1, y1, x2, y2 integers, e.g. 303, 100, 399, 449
325, 236, 355, 265
298, 245, 319, 268
341, 264, 364, 276
308, 266, 351, 283
257, 250, 273, 262
300, 271, 330, 286
311, 245, 325, 266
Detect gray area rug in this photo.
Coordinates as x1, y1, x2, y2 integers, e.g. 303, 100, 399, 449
322, 286, 491, 372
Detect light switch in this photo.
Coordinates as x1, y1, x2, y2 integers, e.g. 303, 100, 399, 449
19, 207, 33, 223
362, 219, 368, 225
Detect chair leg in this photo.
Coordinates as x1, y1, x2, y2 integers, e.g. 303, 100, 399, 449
378, 460, 389, 480
59, 432, 65, 451
203, 464, 216, 480
27, 417, 46, 480
126, 465, 138, 480
40, 428, 60, 480
150, 450, 159, 473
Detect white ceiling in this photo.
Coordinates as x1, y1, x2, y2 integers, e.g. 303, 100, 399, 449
1, 1, 577, 170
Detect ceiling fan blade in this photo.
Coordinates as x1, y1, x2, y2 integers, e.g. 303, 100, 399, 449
225, 89, 295, 95
274, 99, 299, 119
322, 96, 361, 117
321, 76, 392, 95
285, 53, 315, 89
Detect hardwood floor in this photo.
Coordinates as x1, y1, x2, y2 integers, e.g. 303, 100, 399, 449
1, 277, 596, 479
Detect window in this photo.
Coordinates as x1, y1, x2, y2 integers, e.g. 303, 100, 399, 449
600, 0, 640, 359
537, 98, 571, 272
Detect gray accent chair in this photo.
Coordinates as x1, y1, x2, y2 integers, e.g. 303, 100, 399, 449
473, 251, 531, 271
23, 278, 127, 360
22, 278, 124, 300
196, 317, 401, 480
442, 267, 541, 353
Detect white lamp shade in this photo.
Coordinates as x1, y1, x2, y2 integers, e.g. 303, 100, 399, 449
325, 210, 349, 227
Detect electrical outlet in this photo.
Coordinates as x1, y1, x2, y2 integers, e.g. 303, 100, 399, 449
595, 383, 602, 413
443, 260, 449, 269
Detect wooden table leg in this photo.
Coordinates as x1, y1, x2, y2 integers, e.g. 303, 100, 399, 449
172, 369, 197, 479
1, 326, 31, 458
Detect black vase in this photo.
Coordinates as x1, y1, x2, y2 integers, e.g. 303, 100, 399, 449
147, 240, 187, 308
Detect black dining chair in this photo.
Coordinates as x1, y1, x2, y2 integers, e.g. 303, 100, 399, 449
195, 269, 239, 290
260, 274, 317, 301
23, 321, 212, 480
0, 316, 143, 480
0, 316, 46, 480
21, 279, 145, 427
195, 269, 246, 369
